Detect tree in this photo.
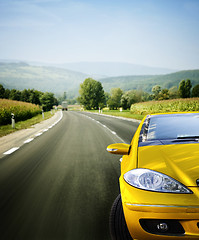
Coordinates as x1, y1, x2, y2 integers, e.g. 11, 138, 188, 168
0, 84, 5, 98
4, 89, 10, 99
120, 93, 130, 110
121, 90, 143, 110
192, 84, 199, 97
20, 89, 42, 105
104, 92, 110, 107
158, 89, 169, 100
185, 79, 192, 98
21, 89, 30, 102
78, 78, 105, 110
9, 89, 21, 101
152, 85, 171, 100
179, 79, 192, 98
40, 92, 57, 111
169, 86, 179, 99
152, 85, 161, 100
29, 89, 42, 105
107, 88, 123, 110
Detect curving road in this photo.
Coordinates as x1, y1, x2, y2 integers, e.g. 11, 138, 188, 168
0, 111, 139, 240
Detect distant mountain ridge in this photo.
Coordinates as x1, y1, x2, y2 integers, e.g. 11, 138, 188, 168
56, 62, 177, 76
0, 62, 88, 97
100, 70, 199, 92
0, 61, 199, 97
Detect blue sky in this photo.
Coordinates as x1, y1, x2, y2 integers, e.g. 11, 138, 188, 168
0, 0, 199, 69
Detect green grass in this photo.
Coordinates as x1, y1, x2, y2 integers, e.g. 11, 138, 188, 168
84, 98, 199, 120
85, 109, 144, 120
0, 111, 55, 137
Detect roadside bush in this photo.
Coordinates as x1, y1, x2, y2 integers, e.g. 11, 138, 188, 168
0, 99, 42, 125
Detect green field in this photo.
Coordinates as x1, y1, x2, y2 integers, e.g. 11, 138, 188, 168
0, 99, 56, 137
0, 99, 42, 125
130, 98, 199, 115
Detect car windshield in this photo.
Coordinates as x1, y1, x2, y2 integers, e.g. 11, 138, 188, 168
144, 113, 199, 141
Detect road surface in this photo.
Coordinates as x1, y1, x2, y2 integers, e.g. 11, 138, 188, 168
0, 111, 140, 240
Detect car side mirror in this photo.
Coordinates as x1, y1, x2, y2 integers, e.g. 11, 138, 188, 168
106, 143, 130, 155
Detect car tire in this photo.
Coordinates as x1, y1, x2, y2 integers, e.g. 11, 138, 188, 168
109, 194, 133, 240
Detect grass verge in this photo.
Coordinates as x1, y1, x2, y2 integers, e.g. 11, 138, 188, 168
85, 109, 144, 121
0, 111, 55, 137
84, 98, 199, 120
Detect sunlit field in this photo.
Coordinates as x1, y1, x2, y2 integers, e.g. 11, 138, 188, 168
0, 99, 42, 126
130, 98, 199, 115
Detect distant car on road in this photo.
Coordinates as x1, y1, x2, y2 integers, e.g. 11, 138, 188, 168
107, 112, 199, 240
62, 101, 68, 111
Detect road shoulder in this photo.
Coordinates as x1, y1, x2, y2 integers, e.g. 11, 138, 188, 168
0, 111, 63, 158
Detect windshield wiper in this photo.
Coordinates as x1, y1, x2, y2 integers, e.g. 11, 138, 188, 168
172, 136, 199, 142
177, 136, 199, 139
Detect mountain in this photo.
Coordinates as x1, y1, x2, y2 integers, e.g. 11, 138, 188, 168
100, 70, 199, 93
0, 62, 88, 97
0, 61, 198, 98
57, 62, 177, 76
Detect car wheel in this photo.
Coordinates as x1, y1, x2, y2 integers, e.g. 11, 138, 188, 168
109, 194, 133, 240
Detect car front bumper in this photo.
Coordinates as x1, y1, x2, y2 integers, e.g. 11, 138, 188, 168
120, 178, 199, 240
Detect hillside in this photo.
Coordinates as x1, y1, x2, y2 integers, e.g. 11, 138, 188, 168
0, 62, 88, 97
0, 62, 199, 97
57, 62, 176, 76
100, 70, 199, 93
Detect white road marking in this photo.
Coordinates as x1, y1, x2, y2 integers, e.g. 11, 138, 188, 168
83, 114, 125, 143
24, 138, 34, 144
85, 111, 141, 123
4, 147, 19, 155
111, 131, 117, 135
2, 111, 63, 158
35, 132, 43, 137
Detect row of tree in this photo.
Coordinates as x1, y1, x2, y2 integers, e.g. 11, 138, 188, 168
0, 84, 58, 111
78, 78, 199, 110
152, 79, 198, 100
77, 78, 149, 110
1, 77, 198, 112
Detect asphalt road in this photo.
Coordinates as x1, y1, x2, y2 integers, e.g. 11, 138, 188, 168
0, 111, 139, 240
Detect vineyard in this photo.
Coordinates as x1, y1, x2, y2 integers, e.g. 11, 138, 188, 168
0, 99, 42, 125
130, 98, 199, 115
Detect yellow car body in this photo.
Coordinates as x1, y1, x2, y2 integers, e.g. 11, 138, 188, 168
107, 112, 199, 240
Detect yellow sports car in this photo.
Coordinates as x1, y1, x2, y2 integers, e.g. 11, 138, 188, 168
107, 112, 199, 240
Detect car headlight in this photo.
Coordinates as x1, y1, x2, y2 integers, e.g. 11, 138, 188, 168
123, 168, 192, 193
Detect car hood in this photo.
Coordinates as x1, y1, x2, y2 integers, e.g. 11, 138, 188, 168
138, 143, 199, 187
